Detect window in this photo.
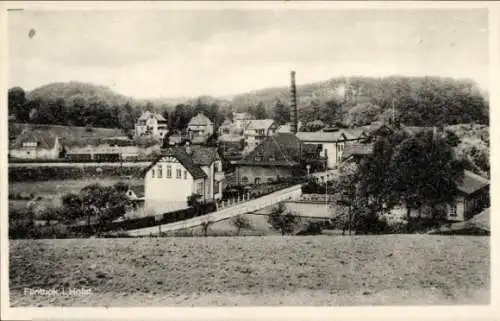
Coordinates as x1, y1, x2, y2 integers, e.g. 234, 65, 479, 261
255, 177, 261, 185
196, 182, 203, 195
267, 177, 274, 183
166, 165, 172, 178
157, 165, 163, 178
241, 176, 249, 184
151, 169, 155, 178
184, 170, 188, 179
207, 182, 211, 194
176, 169, 182, 179
449, 203, 457, 217
214, 181, 220, 194
22, 142, 37, 148
269, 156, 275, 162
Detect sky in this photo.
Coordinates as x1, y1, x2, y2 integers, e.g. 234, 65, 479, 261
8, 8, 489, 99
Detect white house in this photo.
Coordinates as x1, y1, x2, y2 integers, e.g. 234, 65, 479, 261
187, 112, 214, 144
135, 111, 169, 140
142, 143, 224, 215
296, 129, 355, 169
244, 119, 278, 148
9, 129, 61, 160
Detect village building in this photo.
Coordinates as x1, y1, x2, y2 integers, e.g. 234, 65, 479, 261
244, 119, 278, 148
234, 133, 323, 185
9, 129, 62, 160
187, 112, 214, 144
232, 112, 253, 130
341, 142, 374, 163
135, 111, 169, 140
296, 129, 356, 169
406, 170, 490, 222
65, 144, 142, 162
126, 185, 145, 202
218, 118, 234, 136
142, 143, 224, 214
341, 142, 489, 223
277, 121, 304, 134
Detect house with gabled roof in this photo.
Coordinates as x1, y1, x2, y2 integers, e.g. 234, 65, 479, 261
187, 112, 214, 144
126, 185, 145, 201
233, 112, 253, 130
296, 129, 355, 169
9, 129, 62, 160
141, 143, 224, 214
135, 111, 169, 140
234, 133, 322, 185
244, 119, 278, 148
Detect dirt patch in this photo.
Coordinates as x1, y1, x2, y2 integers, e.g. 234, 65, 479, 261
9, 235, 490, 306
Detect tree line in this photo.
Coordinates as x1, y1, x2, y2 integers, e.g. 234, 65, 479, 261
8, 76, 488, 137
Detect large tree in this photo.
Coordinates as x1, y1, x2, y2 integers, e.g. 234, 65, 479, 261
8, 87, 27, 120
388, 130, 465, 222
273, 100, 290, 125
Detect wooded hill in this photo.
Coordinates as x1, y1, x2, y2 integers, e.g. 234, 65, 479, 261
8, 75, 489, 132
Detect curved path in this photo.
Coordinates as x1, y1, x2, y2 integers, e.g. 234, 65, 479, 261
127, 170, 338, 236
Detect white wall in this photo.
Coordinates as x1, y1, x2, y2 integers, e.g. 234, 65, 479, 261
302, 141, 345, 169
144, 158, 195, 214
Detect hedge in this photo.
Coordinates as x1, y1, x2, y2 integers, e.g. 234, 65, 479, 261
9, 165, 146, 182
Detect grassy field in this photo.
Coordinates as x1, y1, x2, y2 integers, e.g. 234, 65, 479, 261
9, 177, 143, 210
9, 235, 489, 306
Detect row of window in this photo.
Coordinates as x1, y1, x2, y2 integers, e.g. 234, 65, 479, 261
240, 176, 275, 184
152, 165, 188, 179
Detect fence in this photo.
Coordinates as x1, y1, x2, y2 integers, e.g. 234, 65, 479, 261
127, 184, 304, 236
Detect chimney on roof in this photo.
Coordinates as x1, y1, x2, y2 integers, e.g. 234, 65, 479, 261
290, 70, 298, 135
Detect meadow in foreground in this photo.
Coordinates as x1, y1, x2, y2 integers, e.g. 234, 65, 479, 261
9, 235, 489, 306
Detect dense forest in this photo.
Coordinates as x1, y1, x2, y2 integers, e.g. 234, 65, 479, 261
8, 76, 489, 134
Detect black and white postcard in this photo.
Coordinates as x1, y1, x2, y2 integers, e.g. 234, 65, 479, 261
0, 1, 496, 320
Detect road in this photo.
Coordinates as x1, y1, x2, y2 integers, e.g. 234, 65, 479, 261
127, 169, 338, 236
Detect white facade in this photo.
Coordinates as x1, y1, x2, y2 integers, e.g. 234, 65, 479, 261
296, 131, 353, 169
9, 137, 61, 160
135, 112, 169, 140
144, 153, 224, 215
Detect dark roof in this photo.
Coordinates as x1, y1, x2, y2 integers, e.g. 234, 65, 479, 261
342, 143, 374, 159
455, 170, 489, 195
189, 145, 219, 166
296, 130, 353, 142
129, 185, 145, 197
10, 129, 58, 149
188, 113, 212, 126
236, 133, 304, 167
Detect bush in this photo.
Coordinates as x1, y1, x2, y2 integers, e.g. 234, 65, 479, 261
297, 220, 323, 235
9, 165, 144, 182
267, 203, 301, 235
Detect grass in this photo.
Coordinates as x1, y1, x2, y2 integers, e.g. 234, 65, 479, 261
9, 177, 143, 209
9, 235, 489, 306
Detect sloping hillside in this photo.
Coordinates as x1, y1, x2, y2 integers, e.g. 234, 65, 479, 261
27, 82, 136, 106
446, 124, 490, 178
9, 123, 126, 146
230, 77, 346, 111
229, 76, 488, 127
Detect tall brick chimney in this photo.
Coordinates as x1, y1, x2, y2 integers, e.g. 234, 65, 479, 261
290, 70, 298, 134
